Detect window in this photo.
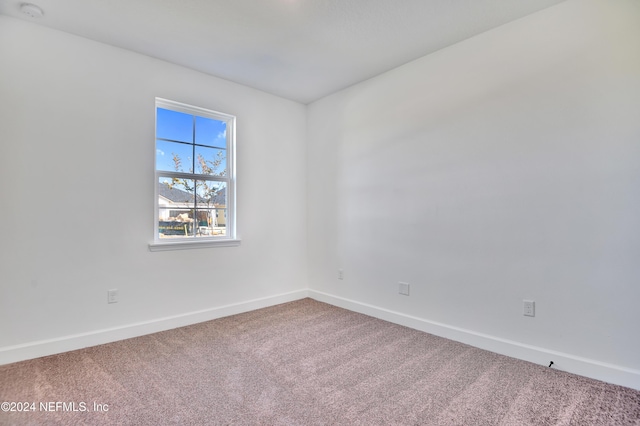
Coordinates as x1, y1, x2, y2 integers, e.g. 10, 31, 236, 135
150, 98, 238, 251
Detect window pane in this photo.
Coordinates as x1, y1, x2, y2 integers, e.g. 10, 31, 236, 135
158, 208, 195, 238
156, 140, 193, 173
158, 177, 196, 238
194, 145, 226, 176
196, 116, 226, 148
157, 108, 193, 142
193, 209, 224, 237
158, 177, 196, 203
193, 208, 227, 237
194, 181, 227, 237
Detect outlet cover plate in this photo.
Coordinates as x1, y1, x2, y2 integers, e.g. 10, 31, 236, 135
523, 300, 535, 317
399, 282, 410, 296
108, 289, 119, 304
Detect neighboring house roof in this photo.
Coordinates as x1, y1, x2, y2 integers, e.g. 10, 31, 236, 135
158, 182, 226, 205
210, 188, 226, 205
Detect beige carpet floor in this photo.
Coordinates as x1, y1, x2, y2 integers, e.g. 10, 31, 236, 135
1, 298, 639, 425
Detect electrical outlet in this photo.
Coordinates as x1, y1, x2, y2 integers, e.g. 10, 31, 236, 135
107, 289, 119, 304
523, 300, 535, 317
338, 269, 344, 280
399, 282, 410, 296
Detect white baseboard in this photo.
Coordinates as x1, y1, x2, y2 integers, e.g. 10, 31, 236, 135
3, 288, 638, 391
309, 290, 640, 391
0, 289, 309, 366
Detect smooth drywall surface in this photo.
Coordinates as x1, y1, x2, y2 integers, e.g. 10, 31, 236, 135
0, 16, 307, 353
307, 0, 640, 379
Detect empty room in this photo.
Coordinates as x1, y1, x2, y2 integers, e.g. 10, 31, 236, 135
1, 0, 639, 424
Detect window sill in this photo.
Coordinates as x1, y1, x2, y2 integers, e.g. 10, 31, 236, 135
148, 238, 241, 252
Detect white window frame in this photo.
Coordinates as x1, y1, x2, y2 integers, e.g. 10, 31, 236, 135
149, 98, 239, 251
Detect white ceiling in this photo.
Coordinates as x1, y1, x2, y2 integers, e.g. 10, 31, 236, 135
1, 0, 566, 104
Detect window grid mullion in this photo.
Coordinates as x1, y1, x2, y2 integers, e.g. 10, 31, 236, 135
156, 137, 227, 151
192, 114, 197, 238
158, 171, 228, 182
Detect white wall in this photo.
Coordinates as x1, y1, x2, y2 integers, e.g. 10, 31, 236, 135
307, 0, 640, 388
0, 16, 308, 361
